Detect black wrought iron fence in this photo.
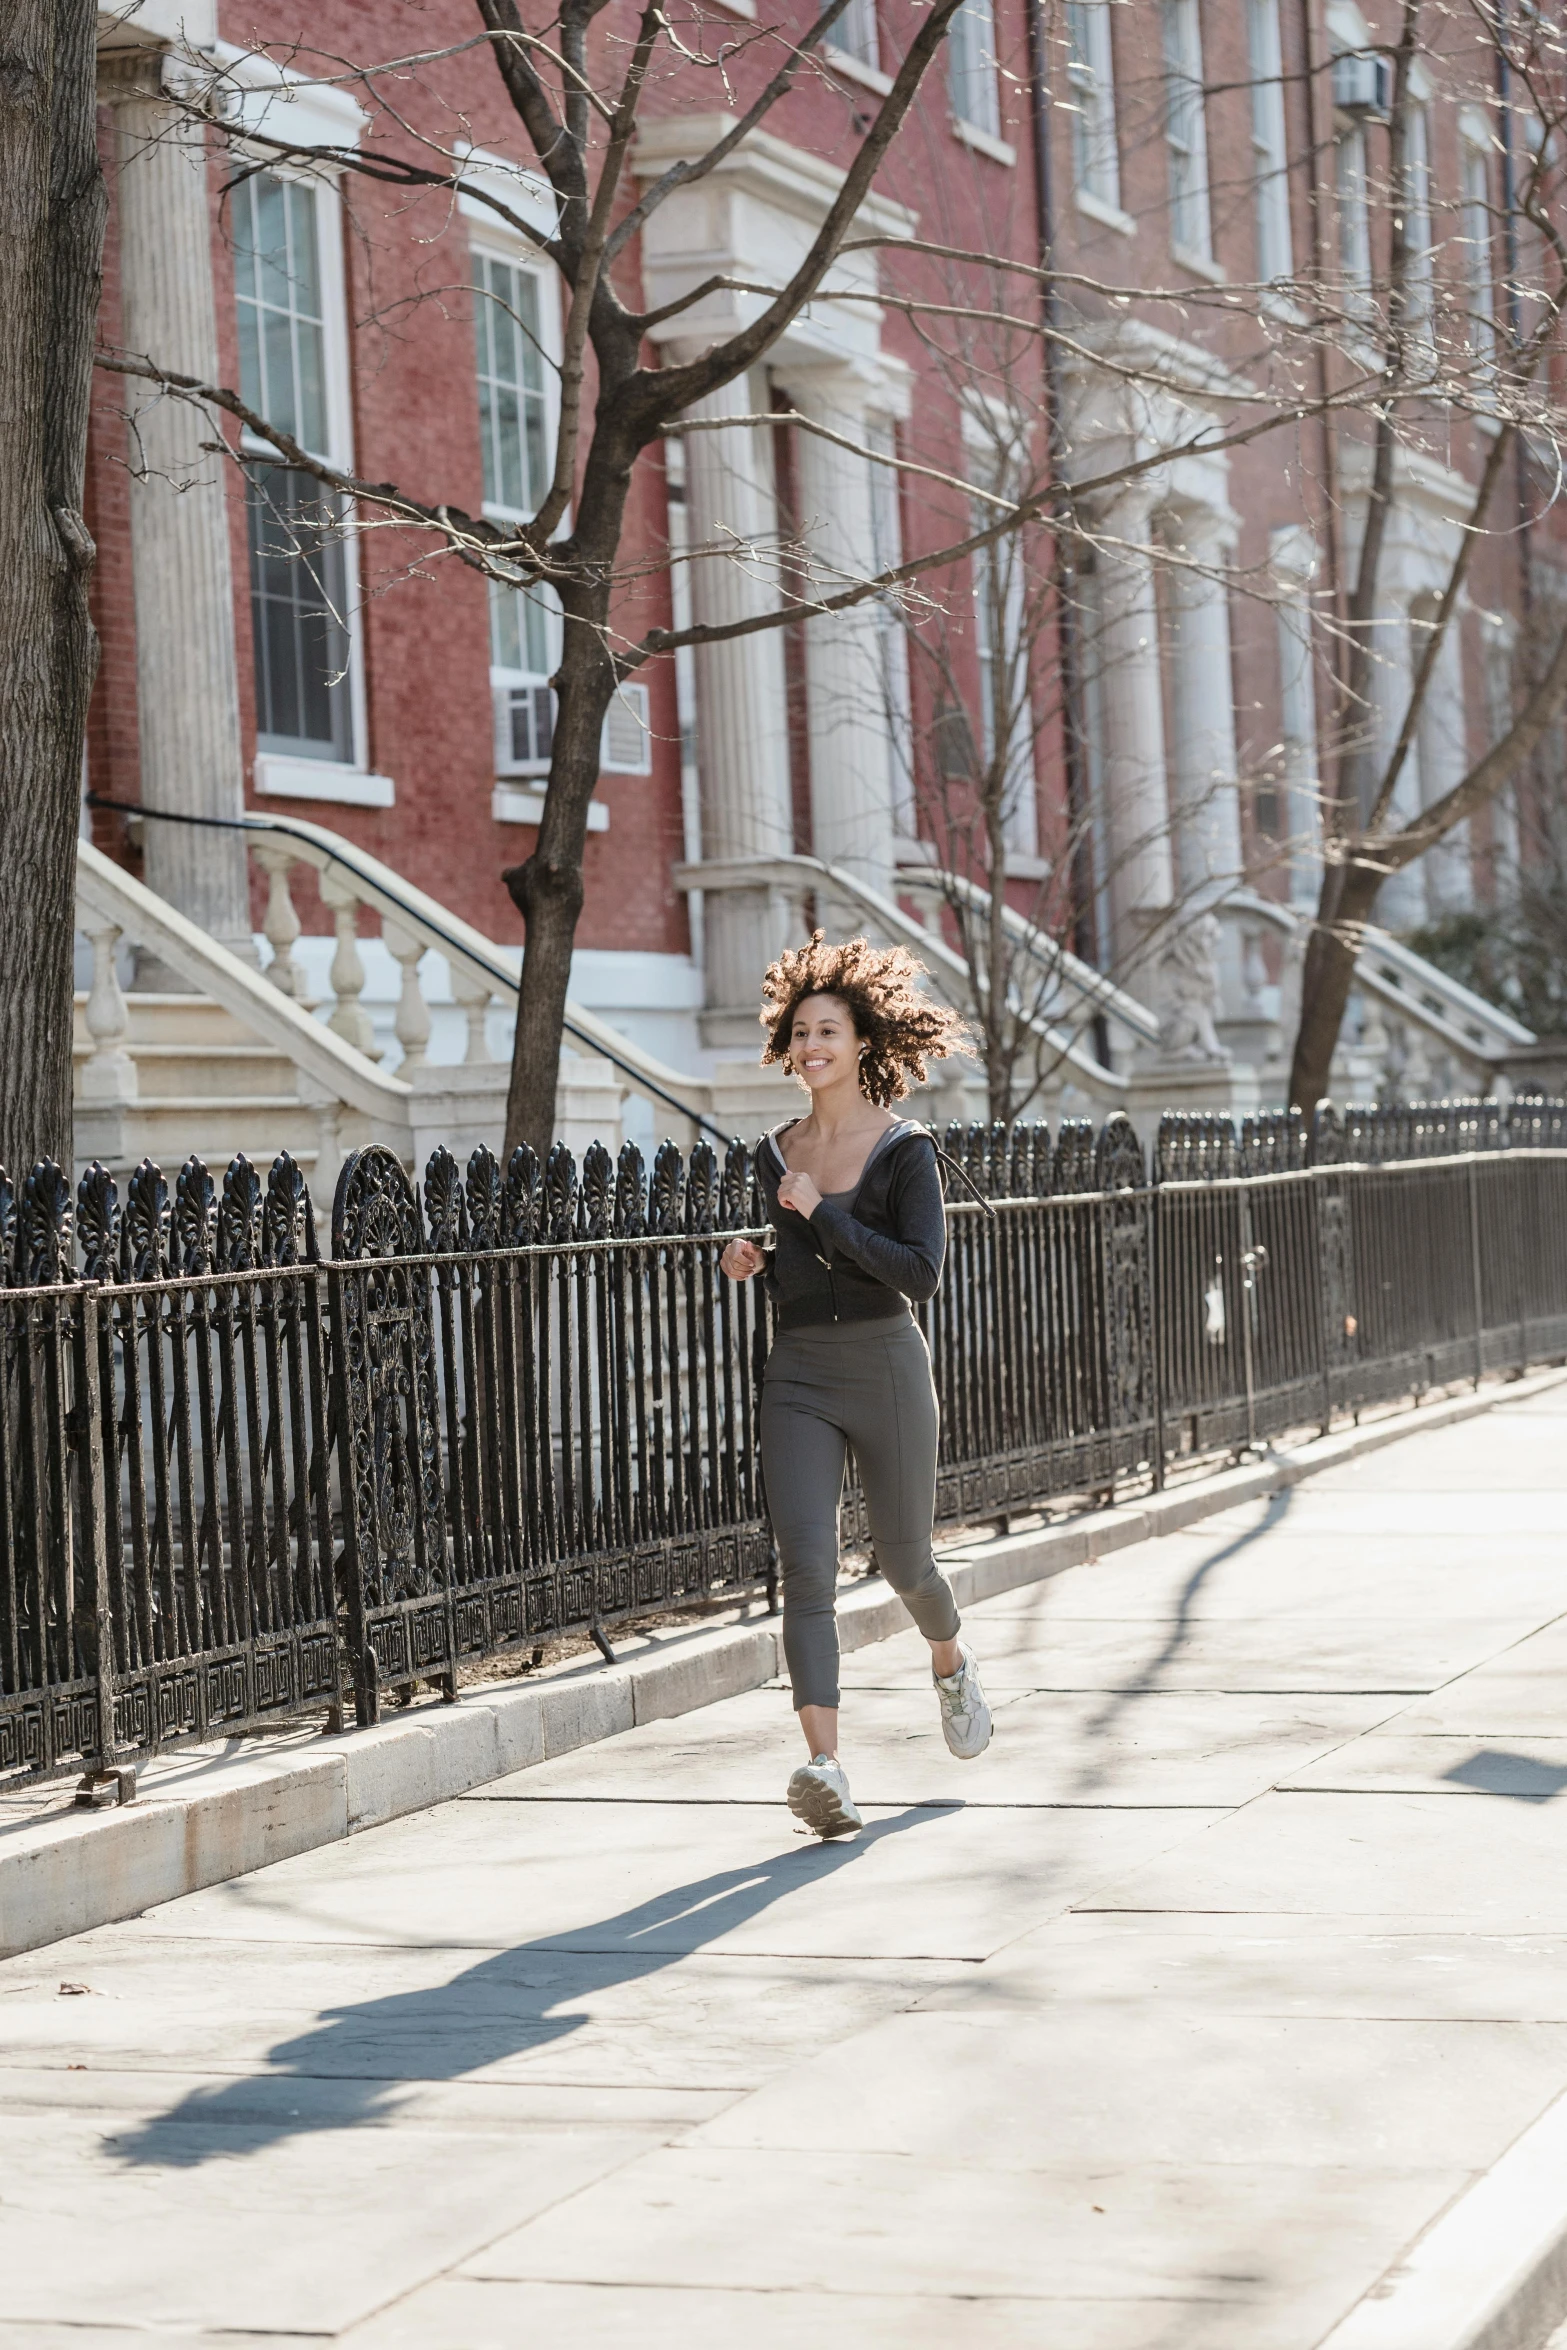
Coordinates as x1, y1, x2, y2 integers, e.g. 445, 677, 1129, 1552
4, 1096, 1565, 1792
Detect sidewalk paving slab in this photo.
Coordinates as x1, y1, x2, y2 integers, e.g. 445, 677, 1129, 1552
473, 1682, 1394, 1808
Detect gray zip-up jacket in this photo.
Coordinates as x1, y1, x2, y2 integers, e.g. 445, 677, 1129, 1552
756, 1120, 947, 1331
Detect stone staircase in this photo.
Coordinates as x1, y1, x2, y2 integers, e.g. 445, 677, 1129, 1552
72, 991, 324, 1177
68, 826, 755, 1193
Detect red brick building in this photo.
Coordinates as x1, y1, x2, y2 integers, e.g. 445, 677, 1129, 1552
75, 0, 1552, 1176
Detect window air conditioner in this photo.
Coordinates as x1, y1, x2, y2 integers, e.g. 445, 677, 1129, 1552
600, 681, 653, 775
1331, 49, 1391, 117
494, 680, 554, 776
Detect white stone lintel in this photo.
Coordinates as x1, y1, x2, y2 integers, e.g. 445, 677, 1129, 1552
493, 785, 609, 832
774, 349, 913, 422
255, 756, 395, 809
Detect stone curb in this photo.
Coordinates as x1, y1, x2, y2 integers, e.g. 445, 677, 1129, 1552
2, 1363, 1562, 1964
1318, 2085, 1567, 2350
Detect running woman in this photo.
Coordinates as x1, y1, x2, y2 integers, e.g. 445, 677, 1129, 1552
720, 934, 993, 1838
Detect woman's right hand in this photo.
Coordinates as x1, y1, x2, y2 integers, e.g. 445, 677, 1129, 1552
721, 1237, 765, 1281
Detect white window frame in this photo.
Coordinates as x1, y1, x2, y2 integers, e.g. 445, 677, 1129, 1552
949, 0, 1001, 139
1162, 0, 1213, 264
1067, 0, 1120, 211
1246, 0, 1293, 282
825, 0, 880, 75
461, 158, 566, 794
234, 159, 389, 808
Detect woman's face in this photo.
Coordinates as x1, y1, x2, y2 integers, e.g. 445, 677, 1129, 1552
788, 994, 862, 1095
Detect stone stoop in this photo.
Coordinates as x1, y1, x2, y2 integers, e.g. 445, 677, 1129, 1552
3, 1363, 1564, 1965
72, 990, 335, 1177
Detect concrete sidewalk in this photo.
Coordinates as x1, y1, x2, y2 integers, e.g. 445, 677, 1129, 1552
2, 1385, 1566, 2349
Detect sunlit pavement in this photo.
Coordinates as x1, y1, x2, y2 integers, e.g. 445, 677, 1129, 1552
2, 1386, 1566, 2349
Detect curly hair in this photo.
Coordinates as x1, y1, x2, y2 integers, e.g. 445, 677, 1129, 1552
759, 933, 973, 1107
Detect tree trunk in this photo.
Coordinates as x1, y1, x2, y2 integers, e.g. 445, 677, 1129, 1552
502, 604, 618, 1155
0, 1, 105, 1179
1287, 859, 1381, 1113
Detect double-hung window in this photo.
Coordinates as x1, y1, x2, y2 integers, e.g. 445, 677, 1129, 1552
825, 0, 880, 73
1246, 0, 1293, 281
1067, 1, 1120, 209
473, 249, 559, 777
1162, 0, 1212, 262
235, 171, 362, 775
949, 0, 1001, 139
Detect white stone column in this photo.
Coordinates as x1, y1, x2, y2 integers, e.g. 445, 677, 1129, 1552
1412, 605, 1474, 916
775, 362, 896, 906
677, 365, 796, 1041
1368, 603, 1426, 932
101, 49, 252, 962
1088, 493, 1176, 984
1163, 509, 1244, 905
1270, 526, 1324, 910
1163, 506, 1258, 1048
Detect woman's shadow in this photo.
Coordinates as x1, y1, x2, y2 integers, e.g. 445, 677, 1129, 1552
112, 1804, 943, 2169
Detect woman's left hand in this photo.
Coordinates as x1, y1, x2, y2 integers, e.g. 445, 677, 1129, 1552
776, 1170, 823, 1220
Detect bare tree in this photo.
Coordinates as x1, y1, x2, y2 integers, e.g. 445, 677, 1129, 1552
1287, 0, 1567, 1107
0, 1, 105, 1174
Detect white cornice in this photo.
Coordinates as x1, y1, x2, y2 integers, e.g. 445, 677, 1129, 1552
632, 113, 917, 242
1059, 314, 1257, 408
212, 42, 367, 151
97, 0, 216, 50
1338, 437, 1477, 524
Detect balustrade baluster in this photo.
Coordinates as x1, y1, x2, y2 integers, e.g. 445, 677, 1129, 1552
80, 921, 138, 1103
384, 919, 432, 1074
253, 843, 314, 1004
317, 868, 381, 1060
451, 966, 495, 1064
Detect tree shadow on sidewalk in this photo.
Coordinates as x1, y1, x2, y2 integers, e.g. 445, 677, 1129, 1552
110, 1803, 944, 2169
1070, 1486, 1297, 1796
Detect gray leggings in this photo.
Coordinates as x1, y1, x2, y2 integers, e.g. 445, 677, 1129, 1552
760, 1315, 961, 1711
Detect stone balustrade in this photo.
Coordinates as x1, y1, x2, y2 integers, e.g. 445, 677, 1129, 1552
248, 835, 629, 1163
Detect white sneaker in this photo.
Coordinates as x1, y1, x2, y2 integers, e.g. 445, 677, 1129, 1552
787, 1754, 863, 1838
934, 1644, 992, 1759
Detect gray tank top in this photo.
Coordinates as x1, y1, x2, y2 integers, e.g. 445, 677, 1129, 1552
779, 1122, 907, 1218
